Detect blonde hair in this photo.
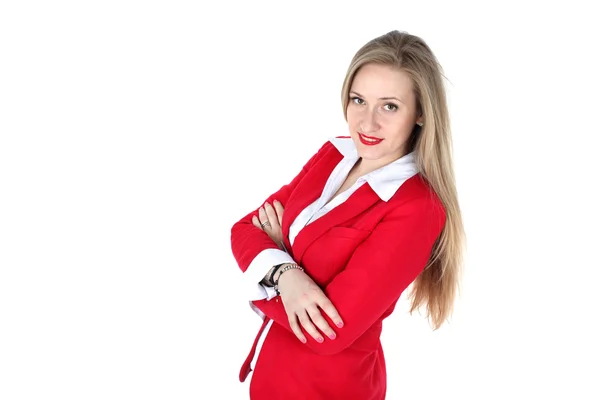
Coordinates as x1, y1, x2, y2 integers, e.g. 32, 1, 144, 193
341, 30, 465, 330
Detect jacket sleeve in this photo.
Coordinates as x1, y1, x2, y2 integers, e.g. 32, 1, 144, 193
231, 141, 331, 299
250, 193, 446, 355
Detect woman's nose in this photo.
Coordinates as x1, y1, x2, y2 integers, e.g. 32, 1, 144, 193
360, 110, 379, 133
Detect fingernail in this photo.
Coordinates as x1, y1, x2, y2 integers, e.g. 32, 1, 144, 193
337, 322, 344, 328
300, 337, 307, 344
329, 333, 336, 340
316, 337, 324, 343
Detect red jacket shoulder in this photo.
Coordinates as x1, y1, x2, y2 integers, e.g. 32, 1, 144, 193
388, 174, 446, 225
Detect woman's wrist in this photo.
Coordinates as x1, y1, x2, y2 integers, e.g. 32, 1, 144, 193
273, 263, 294, 282
274, 263, 304, 294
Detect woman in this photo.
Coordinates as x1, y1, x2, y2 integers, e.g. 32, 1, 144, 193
231, 30, 464, 399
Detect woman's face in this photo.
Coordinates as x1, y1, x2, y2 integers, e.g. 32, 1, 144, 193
346, 63, 422, 168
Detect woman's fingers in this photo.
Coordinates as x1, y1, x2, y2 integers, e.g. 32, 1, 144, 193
273, 200, 284, 226
251, 215, 261, 229
257, 206, 270, 229
306, 305, 337, 340
297, 310, 324, 343
318, 296, 344, 329
263, 202, 281, 231
288, 314, 307, 344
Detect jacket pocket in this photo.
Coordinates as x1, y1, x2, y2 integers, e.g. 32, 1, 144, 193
326, 226, 371, 241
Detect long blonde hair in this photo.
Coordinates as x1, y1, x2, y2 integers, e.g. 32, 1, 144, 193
341, 30, 465, 330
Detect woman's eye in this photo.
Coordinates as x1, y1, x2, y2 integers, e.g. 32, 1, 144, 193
383, 103, 398, 111
351, 96, 364, 105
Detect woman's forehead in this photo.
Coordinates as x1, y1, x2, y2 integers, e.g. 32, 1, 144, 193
351, 65, 414, 99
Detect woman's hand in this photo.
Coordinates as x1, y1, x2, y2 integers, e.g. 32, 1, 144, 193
276, 268, 344, 344
253, 201, 344, 343
252, 200, 286, 250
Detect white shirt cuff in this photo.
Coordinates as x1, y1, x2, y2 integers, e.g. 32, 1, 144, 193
244, 248, 295, 301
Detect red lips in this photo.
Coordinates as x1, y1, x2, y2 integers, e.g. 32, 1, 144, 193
358, 132, 383, 146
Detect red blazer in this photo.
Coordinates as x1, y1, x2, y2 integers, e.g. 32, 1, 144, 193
231, 139, 446, 400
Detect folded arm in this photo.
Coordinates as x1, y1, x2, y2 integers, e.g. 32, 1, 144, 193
251, 194, 446, 355
231, 142, 330, 300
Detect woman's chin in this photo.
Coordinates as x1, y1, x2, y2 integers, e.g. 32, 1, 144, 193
357, 148, 384, 161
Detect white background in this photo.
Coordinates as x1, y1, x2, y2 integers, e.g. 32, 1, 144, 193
1, 1, 599, 399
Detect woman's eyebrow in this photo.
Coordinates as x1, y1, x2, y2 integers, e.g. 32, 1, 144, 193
350, 91, 404, 104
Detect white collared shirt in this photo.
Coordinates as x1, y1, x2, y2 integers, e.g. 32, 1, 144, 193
244, 136, 418, 301
242, 136, 418, 370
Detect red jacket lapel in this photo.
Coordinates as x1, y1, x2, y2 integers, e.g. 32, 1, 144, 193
280, 148, 342, 257
280, 143, 381, 264
292, 185, 379, 264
